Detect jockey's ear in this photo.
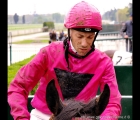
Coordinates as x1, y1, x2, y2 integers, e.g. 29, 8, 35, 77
94, 84, 110, 116
46, 79, 63, 116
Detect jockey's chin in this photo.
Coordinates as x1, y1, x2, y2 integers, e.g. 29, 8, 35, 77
77, 48, 91, 56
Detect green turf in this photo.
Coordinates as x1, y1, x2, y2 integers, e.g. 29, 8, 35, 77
8, 55, 38, 95
12, 39, 49, 44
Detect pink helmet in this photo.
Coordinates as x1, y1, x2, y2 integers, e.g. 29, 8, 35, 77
64, 1, 102, 31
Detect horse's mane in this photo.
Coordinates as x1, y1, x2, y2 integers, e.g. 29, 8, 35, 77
46, 80, 110, 120
55, 98, 97, 120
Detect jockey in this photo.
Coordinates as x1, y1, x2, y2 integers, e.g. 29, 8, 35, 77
8, 1, 122, 120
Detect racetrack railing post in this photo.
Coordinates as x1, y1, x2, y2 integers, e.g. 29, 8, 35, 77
8, 32, 12, 65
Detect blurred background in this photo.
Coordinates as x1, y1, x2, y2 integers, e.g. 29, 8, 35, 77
8, 0, 132, 31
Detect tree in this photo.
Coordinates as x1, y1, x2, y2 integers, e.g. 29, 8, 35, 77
13, 13, 19, 24
117, 7, 130, 23
52, 13, 62, 23
22, 15, 25, 24
127, 3, 132, 16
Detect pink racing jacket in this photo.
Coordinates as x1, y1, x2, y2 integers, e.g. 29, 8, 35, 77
8, 41, 122, 120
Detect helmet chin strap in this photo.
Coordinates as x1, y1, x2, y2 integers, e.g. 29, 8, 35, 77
63, 29, 70, 70
91, 31, 99, 49
63, 29, 99, 70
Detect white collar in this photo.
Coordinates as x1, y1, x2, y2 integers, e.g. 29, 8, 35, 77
70, 40, 77, 53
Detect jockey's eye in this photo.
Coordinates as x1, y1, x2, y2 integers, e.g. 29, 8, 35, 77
77, 35, 83, 38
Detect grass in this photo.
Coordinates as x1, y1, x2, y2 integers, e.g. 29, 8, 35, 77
12, 39, 49, 44
8, 55, 35, 85
36, 35, 49, 38
8, 54, 38, 95
8, 24, 43, 31
8, 23, 66, 31
54, 23, 66, 31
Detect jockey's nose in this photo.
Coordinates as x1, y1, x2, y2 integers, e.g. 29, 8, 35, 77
81, 38, 88, 47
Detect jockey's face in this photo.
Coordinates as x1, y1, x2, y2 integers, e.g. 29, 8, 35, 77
70, 29, 95, 56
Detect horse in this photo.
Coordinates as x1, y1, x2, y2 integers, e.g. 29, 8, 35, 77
46, 80, 110, 120
104, 50, 132, 65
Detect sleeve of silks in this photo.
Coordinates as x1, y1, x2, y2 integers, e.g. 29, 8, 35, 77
8, 47, 48, 120
99, 61, 122, 120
